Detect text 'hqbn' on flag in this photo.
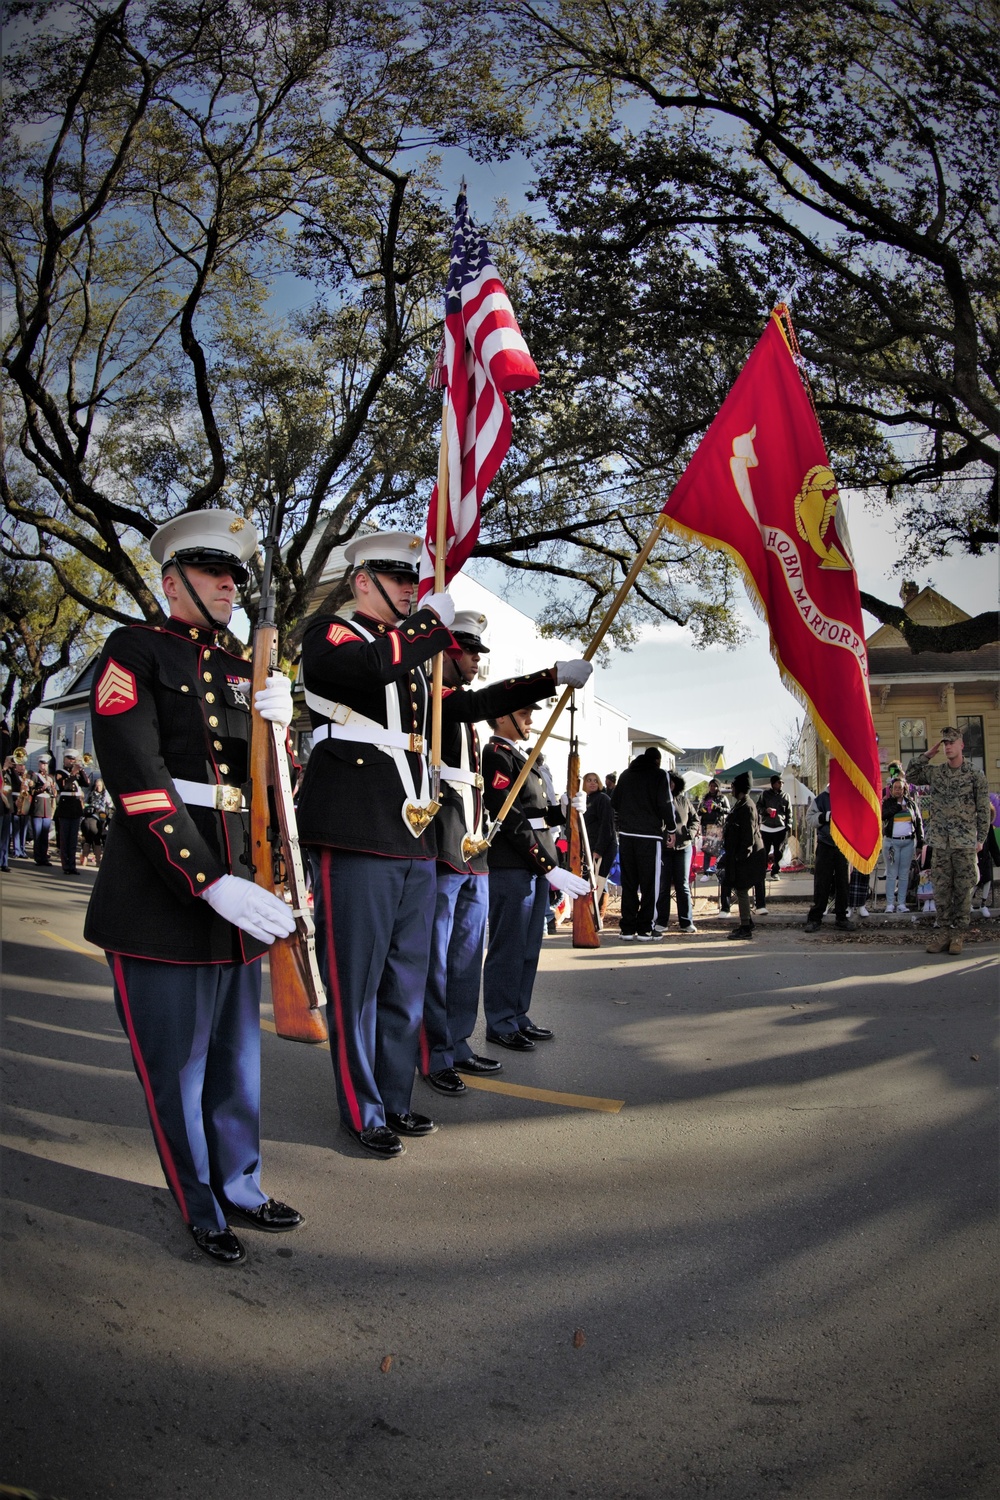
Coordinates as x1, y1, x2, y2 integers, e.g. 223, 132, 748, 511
419, 193, 538, 598
661, 310, 882, 873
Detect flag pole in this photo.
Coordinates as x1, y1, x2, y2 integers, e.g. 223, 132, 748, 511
484, 510, 671, 841
429, 395, 449, 804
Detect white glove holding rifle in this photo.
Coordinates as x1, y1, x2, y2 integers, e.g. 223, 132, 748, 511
546, 866, 591, 899
201, 874, 296, 944
253, 672, 294, 729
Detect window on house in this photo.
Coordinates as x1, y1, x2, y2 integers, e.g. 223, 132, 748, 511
898, 718, 926, 758
957, 716, 985, 774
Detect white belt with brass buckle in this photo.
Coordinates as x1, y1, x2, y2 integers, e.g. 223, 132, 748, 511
313, 722, 425, 755
173, 777, 246, 813
441, 764, 484, 790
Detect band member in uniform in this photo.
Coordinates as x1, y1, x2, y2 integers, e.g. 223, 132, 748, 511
420, 611, 593, 1095
84, 511, 303, 1266
481, 706, 591, 1050
296, 532, 466, 1157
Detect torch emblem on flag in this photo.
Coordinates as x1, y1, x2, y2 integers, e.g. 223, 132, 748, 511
418, 192, 539, 600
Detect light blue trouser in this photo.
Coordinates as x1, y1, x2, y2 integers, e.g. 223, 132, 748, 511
883, 838, 916, 907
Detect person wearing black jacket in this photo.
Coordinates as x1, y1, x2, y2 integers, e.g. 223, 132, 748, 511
655, 772, 700, 932
582, 770, 617, 907
723, 771, 765, 939
881, 775, 923, 911
85, 510, 301, 1265
481, 707, 590, 1048
419, 610, 590, 1092
757, 774, 792, 878
610, 748, 676, 940
54, 754, 86, 875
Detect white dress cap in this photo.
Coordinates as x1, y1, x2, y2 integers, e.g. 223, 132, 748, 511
343, 530, 423, 579
150, 510, 259, 582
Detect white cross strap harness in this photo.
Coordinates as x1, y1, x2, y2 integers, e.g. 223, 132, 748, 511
303, 618, 436, 836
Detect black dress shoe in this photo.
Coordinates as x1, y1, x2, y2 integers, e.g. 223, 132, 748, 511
190, 1225, 246, 1264
454, 1054, 503, 1075
385, 1110, 438, 1136
520, 1022, 554, 1041
225, 1198, 305, 1232
349, 1124, 404, 1157
486, 1029, 535, 1051
425, 1067, 466, 1095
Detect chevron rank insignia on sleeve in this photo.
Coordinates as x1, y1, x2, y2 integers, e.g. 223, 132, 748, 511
95, 659, 138, 715
326, 624, 357, 647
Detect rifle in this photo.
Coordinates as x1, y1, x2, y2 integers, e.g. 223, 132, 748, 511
249, 505, 328, 1044
567, 695, 600, 949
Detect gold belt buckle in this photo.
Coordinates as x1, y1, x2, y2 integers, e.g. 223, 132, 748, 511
473, 772, 484, 790
408, 733, 425, 754
215, 784, 243, 813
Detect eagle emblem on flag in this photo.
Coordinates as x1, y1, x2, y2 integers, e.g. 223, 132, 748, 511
95, 659, 138, 715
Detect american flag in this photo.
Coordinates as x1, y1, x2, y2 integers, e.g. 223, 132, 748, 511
418, 193, 539, 599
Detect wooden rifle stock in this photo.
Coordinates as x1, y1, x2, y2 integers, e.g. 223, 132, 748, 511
250, 619, 328, 1044
567, 738, 600, 950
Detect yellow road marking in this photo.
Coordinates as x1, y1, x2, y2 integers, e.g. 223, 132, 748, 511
34, 932, 622, 1112
460, 1076, 624, 1113
37, 927, 106, 962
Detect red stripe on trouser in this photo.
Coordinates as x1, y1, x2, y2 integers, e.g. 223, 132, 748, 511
418, 1021, 431, 1076
319, 849, 364, 1132
111, 953, 191, 1222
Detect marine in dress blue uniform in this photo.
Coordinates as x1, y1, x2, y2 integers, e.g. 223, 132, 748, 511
419, 611, 580, 1096
481, 703, 591, 1051
296, 533, 463, 1157
84, 511, 303, 1265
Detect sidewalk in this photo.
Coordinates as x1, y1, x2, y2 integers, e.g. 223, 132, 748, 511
597, 864, 997, 940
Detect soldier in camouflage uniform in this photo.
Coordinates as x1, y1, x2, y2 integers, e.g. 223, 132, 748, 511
907, 726, 991, 956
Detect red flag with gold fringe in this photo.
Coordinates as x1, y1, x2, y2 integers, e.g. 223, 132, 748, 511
662, 307, 882, 872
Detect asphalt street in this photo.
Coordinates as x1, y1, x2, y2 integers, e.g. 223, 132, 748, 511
1, 861, 997, 1500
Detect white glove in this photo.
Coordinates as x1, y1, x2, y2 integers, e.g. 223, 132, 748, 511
201, 874, 296, 944
546, 866, 591, 899
423, 592, 455, 628
558, 789, 588, 814
554, 659, 593, 688
253, 673, 293, 729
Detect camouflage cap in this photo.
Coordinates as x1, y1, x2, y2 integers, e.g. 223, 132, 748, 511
940, 725, 962, 740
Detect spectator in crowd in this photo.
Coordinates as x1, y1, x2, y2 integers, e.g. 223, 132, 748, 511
54, 753, 87, 875
723, 771, 764, 939
881, 776, 923, 912
604, 771, 617, 796
699, 778, 731, 910
803, 785, 857, 933
582, 770, 617, 912
848, 863, 872, 918
655, 771, 700, 934
757, 773, 791, 880
908, 727, 991, 956
0, 758, 11, 872
974, 792, 999, 917
8, 750, 32, 857
611, 748, 675, 941
30, 757, 57, 866
81, 777, 113, 867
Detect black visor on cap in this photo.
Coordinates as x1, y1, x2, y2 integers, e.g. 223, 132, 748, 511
166, 547, 249, 583
453, 633, 489, 653
356, 559, 419, 581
